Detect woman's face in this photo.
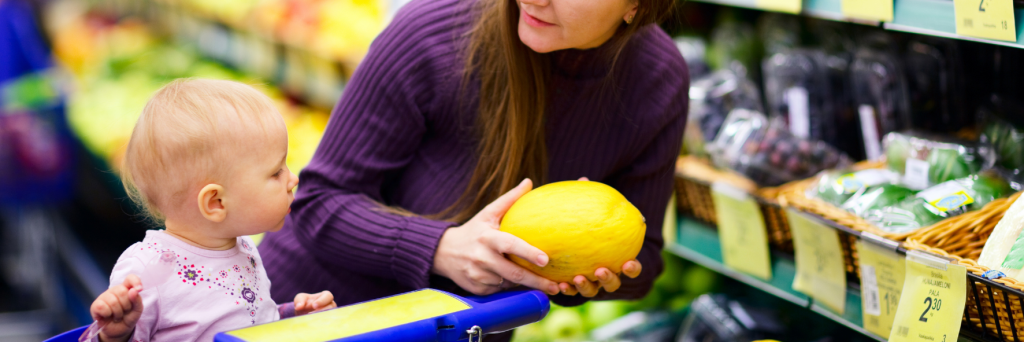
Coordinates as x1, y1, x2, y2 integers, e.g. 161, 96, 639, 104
517, 0, 638, 53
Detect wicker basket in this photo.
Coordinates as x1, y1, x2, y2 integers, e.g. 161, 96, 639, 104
674, 156, 792, 252
775, 161, 1012, 286
901, 192, 1024, 342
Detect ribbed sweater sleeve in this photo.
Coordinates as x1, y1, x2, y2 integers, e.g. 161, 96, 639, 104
287, 0, 460, 290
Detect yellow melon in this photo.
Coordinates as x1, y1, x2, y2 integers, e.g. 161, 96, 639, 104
499, 181, 646, 283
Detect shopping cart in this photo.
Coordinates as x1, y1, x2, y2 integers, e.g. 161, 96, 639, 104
46, 289, 550, 342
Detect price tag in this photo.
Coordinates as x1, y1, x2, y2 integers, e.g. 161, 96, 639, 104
711, 183, 772, 281
842, 0, 893, 22
954, 0, 1017, 42
890, 250, 966, 342
788, 209, 847, 314
757, 0, 802, 14
857, 233, 905, 339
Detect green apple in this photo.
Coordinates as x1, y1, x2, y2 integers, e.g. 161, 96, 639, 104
584, 300, 630, 330
681, 266, 718, 295
668, 294, 697, 312
511, 322, 546, 342
541, 308, 586, 342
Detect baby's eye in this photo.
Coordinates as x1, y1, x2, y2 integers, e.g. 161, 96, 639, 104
272, 169, 282, 178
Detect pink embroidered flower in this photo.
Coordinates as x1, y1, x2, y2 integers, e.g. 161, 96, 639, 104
232, 265, 241, 272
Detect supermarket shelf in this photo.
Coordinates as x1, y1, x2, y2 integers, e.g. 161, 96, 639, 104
688, 0, 878, 24
691, 0, 1024, 48
667, 217, 886, 342
887, 0, 1024, 48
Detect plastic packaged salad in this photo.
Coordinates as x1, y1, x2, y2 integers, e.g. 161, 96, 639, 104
883, 131, 995, 190
810, 168, 901, 206
683, 70, 764, 157
862, 172, 1014, 233
981, 117, 1024, 178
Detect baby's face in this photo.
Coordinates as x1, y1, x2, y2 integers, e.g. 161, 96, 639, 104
223, 116, 298, 236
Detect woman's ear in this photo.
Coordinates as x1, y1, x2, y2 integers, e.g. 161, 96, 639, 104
623, 3, 638, 24
198, 184, 228, 223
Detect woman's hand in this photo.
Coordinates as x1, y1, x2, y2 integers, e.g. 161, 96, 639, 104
557, 177, 643, 297
294, 291, 337, 315
91, 275, 144, 342
557, 260, 643, 297
432, 179, 561, 296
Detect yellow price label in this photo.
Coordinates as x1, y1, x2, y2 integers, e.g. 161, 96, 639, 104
712, 183, 772, 281
857, 234, 906, 339
788, 209, 846, 314
842, 0, 894, 22
890, 251, 966, 342
954, 0, 1017, 41
757, 0, 802, 14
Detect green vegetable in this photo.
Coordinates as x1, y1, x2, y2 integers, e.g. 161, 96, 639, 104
842, 184, 917, 216
983, 122, 1024, 173
927, 148, 981, 184
885, 134, 911, 173
865, 173, 1013, 233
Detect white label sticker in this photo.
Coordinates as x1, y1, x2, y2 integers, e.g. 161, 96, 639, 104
859, 105, 882, 161
904, 158, 930, 190
917, 180, 970, 203
861, 264, 881, 316
837, 169, 898, 194
786, 87, 810, 139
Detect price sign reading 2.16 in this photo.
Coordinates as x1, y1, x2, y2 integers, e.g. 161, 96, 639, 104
954, 0, 1017, 41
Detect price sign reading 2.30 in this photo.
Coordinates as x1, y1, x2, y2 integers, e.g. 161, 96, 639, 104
954, 0, 1017, 41
889, 250, 966, 342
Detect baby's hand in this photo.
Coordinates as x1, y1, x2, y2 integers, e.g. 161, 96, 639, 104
294, 291, 337, 315
90, 275, 144, 342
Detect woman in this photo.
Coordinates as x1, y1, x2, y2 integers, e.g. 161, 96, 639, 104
260, 0, 688, 335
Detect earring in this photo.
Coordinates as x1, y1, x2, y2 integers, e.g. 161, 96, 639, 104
625, 14, 634, 24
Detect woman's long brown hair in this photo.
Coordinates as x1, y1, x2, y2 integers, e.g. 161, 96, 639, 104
434, 0, 675, 223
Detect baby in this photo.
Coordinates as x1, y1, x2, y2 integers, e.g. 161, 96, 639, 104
86, 79, 335, 342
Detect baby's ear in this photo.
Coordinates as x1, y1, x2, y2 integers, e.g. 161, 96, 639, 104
198, 184, 227, 222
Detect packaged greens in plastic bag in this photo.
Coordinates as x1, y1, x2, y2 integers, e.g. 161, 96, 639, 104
841, 184, 917, 217
863, 172, 1013, 233
683, 70, 764, 157
883, 131, 995, 190
810, 169, 901, 206
981, 118, 1024, 177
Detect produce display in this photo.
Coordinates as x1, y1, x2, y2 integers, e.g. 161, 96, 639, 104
883, 131, 995, 190
709, 110, 850, 187
855, 173, 1008, 232
499, 181, 645, 283
161, 0, 387, 65
810, 169, 901, 206
683, 69, 763, 158
48, 9, 329, 174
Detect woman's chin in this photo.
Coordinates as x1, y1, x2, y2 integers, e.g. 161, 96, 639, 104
518, 25, 559, 53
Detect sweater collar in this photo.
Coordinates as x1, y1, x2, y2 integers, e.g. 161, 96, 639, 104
549, 37, 620, 79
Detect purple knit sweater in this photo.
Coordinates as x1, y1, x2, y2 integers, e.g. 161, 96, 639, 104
260, 0, 689, 309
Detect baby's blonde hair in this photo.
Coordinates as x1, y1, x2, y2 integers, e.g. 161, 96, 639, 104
122, 78, 281, 222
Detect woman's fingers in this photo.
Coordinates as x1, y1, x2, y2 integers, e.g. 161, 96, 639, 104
478, 178, 533, 222
573, 275, 600, 298
596, 268, 622, 293
577, 177, 589, 181
484, 230, 548, 267
623, 260, 642, 279
559, 282, 579, 296
489, 257, 559, 295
